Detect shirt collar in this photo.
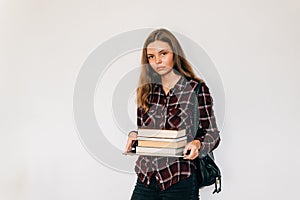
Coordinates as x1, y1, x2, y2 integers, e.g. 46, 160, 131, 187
152, 75, 187, 93
173, 75, 186, 91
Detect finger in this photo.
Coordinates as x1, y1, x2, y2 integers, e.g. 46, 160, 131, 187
128, 131, 137, 138
183, 150, 192, 160
191, 148, 199, 159
129, 135, 137, 140
189, 146, 198, 159
185, 147, 199, 160
125, 140, 133, 152
183, 144, 191, 155
125, 143, 130, 152
185, 151, 195, 160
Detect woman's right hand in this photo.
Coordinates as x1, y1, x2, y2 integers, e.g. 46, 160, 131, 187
125, 131, 138, 152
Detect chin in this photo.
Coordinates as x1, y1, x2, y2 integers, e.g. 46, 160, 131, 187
155, 70, 172, 76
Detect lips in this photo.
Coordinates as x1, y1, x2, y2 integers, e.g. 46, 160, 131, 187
156, 66, 166, 70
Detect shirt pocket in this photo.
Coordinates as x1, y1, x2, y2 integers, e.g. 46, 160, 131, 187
142, 104, 164, 128
167, 106, 183, 129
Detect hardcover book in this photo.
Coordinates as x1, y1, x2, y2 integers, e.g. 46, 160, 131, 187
137, 136, 187, 148
137, 129, 186, 138
136, 146, 185, 155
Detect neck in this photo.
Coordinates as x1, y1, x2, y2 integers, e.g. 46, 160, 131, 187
161, 71, 181, 93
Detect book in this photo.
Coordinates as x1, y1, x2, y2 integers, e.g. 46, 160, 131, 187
136, 146, 184, 155
137, 136, 187, 148
137, 136, 187, 141
137, 128, 186, 138
138, 140, 187, 148
122, 152, 184, 158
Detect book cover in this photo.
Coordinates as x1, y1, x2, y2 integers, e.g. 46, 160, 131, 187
137, 136, 187, 148
137, 129, 186, 138
137, 136, 187, 142
138, 140, 187, 148
136, 146, 184, 155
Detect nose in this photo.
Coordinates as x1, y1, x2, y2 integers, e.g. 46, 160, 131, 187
155, 55, 162, 64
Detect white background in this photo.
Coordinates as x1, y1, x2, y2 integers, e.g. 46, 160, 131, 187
1, 0, 300, 199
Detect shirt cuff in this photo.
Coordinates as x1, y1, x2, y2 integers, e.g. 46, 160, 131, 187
193, 128, 206, 141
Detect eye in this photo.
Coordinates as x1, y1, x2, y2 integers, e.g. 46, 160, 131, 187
161, 51, 167, 56
147, 55, 154, 60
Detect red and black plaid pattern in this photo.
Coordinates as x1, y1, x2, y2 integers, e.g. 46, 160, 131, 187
135, 76, 220, 191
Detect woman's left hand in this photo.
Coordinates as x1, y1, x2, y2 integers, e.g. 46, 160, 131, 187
183, 140, 201, 160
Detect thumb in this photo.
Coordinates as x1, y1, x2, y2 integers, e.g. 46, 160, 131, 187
125, 139, 134, 152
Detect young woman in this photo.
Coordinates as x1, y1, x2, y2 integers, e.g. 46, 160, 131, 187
125, 28, 220, 200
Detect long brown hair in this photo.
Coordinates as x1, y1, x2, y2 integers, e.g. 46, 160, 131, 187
137, 28, 202, 112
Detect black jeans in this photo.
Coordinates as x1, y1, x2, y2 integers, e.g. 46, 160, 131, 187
130, 173, 200, 200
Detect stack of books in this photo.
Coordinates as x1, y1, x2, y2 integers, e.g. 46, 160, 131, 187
136, 129, 187, 156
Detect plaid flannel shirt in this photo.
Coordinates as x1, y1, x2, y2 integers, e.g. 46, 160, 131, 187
134, 76, 220, 191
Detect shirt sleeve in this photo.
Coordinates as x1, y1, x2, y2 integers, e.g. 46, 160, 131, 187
194, 82, 221, 157
137, 107, 143, 129
128, 107, 143, 136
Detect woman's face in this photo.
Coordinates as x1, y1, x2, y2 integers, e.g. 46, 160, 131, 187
146, 40, 174, 77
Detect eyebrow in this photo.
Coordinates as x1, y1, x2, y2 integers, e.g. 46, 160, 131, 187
147, 49, 169, 55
